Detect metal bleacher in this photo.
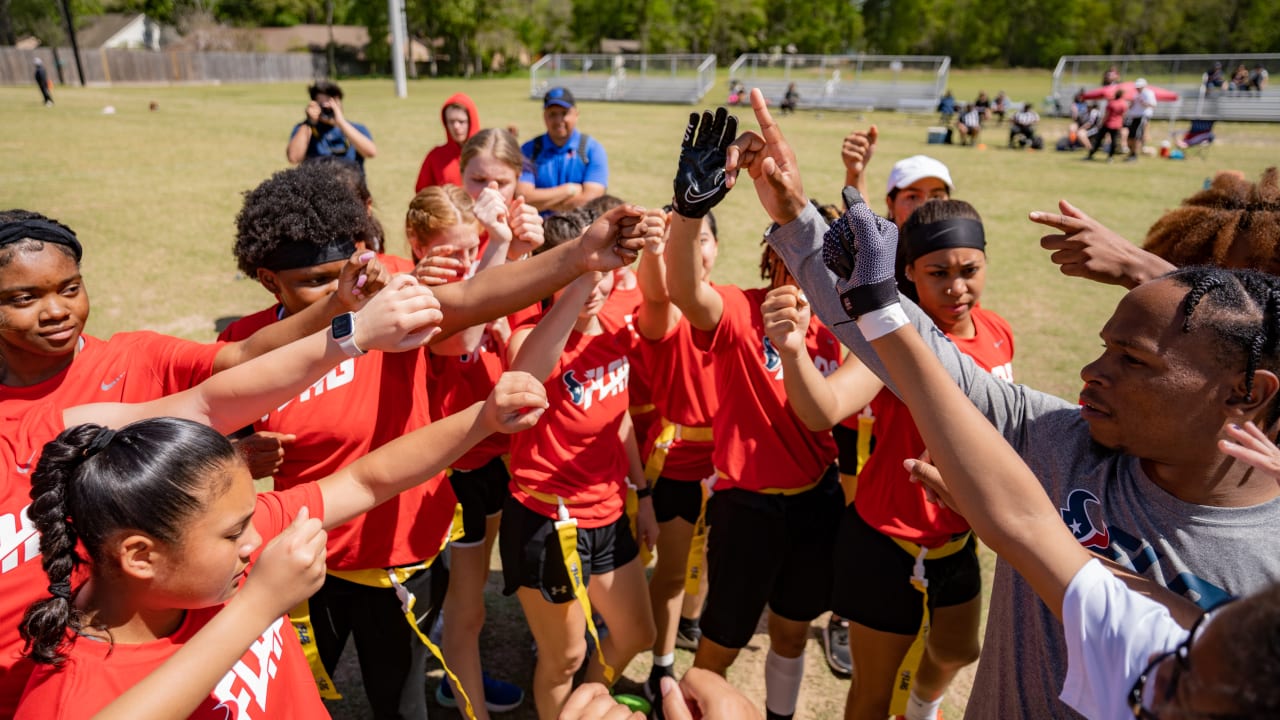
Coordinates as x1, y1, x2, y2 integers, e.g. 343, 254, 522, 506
529, 54, 716, 105
727, 53, 950, 113
1051, 54, 1280, 122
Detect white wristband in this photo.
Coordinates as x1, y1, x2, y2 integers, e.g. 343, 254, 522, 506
856, 304, 910, 341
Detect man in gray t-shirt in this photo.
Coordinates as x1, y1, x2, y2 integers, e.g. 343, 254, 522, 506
721, 92, 1280, 719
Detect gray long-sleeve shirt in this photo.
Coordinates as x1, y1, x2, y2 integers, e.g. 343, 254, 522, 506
769, 203, 1280, 719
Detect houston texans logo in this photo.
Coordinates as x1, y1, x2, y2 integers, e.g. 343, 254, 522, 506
1060, 489, 1110, 550
762, 336, 781, 372
563, 370, 585, 405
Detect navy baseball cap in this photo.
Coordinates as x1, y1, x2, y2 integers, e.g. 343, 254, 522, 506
544, 87, 576, 109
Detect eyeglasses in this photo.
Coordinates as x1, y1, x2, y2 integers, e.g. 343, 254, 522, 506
1127, 600, 1244, 720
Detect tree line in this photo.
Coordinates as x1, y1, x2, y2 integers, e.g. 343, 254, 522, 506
3, 0, 1278, 72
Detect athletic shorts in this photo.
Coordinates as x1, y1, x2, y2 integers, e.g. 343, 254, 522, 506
831, 505, 980, 635
653, 476, 704, 525
448, 456, 510, 546
832, 423, 867, 477
1127, 116, 1149, 141
700, 466, 842, 649
499, 498, 639, 604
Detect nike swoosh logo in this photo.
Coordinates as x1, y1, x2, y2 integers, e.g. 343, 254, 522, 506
100, 371, 126, 392
994, 340, 1005, 348
15, 451, 36, 475
683, 182, 723, 204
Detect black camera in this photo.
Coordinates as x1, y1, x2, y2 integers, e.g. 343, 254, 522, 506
320, 105, 335, 121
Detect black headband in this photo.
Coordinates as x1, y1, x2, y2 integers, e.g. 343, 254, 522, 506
903, 217, 986, 266
258, 238, 356, 272
0, 219, 83, 262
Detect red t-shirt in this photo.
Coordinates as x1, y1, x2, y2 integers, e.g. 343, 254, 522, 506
856, 307, 1015, 546
219, 305, 454, 571
509, 319, 636, 528
428, 329, 509, 471
0, 406, 68, 717
16, 484, 330, 720
1104, 99, 1128, 129
639, 317, 718, 482
0, 332, 221, 421
600, 283, 658, 440
695, 286, 840, 493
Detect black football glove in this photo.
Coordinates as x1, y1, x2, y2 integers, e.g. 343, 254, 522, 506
672, 107, 738, 219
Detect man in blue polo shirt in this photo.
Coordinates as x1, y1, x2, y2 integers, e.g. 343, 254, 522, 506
286, 81, 377, 172
518, 87, 609, 214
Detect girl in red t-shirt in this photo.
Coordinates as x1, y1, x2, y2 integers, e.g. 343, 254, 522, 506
767, 199, 1013, 720
501, 208, 663, 720
633, 210, 720, 699
16, 375, 543, 720
407, 184, 526, 715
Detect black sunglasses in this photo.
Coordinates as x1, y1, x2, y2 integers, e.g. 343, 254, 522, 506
1127, 599, 1245, 720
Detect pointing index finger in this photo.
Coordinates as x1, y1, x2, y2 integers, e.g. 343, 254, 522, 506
1028, 210, 1085, 232
750, 88, 784, 145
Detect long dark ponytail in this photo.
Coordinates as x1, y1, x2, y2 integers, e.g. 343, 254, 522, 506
20, 418, 239, 665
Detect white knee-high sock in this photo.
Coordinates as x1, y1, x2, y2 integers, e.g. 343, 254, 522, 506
764, 649, 804, 717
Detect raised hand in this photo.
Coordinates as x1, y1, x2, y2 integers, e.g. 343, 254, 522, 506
412, 245, 468, 286
338, 250, 390, 308
474, 185, 514, 245
578, 204, 648, 271
672, 107, 738, 219
1219, 421, 1280, 486
1029, 199, 1174, 289
822, 186, 900, 318
483, 371, 549, 434
724, 88, 808, 225
841, 125, 879, 187
234, 431, 295, 478
761, 285, 811, 357
240, 506, 328, 618
352, 274, 444, 351
508, 196, 545, 258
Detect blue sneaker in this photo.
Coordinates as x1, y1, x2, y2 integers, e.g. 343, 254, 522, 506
436, 673, 525, 713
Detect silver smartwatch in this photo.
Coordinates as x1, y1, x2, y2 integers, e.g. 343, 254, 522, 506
330, 312, 366, 357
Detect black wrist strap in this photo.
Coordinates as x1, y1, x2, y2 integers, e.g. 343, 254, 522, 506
635, 486, 652, 499
839, 278, 899, 319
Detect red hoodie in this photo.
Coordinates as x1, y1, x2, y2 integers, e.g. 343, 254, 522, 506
414, 92, 480, 192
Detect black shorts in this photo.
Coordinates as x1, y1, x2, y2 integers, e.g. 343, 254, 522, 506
832, 423, 869, 477
499, 497, 639, 604
653, 476, 704, 525
1127, 115, 1148, 140
448, 456, 510, 546
831, 504, 980, 635
700, 466, 842, 649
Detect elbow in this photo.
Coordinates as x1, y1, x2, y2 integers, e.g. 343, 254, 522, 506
362, 144, 378, 159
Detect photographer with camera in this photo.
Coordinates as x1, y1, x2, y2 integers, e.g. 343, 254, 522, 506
287, 81, 377, 171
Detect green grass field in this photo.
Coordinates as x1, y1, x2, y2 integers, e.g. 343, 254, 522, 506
3, 71, 1279, 718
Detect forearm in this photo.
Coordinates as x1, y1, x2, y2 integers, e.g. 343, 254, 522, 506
286, 126, 311, 164
68, 330, 346, 435
620, 413, 648, 489
519, 183, 578, 211
92, 593, 281, 720
779, 350, 850, 430
510, 274, 594, 381
665, 214, 721, 330
637, 249, 677, 340
1120, 248, 1177, 289
433, 240, 583, 336
213, 291, 347, 372
339, 120, 377, 158
843, 169, 868, 199
320, 403, 488, 528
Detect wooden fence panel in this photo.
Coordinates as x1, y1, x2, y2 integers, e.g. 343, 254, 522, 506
0, 47, 322, 86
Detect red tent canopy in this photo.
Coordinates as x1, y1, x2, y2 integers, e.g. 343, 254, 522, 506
1081, 81, 1180, 102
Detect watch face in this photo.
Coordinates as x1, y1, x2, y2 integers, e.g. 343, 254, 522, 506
332, 313, 354, 339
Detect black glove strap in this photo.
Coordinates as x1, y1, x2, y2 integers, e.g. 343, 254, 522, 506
839, 278, 899, 319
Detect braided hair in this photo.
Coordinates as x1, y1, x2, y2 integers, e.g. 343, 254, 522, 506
1143, 168, 1280, 272
20, 418, 239, 665
1172, 266, 1280, 428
